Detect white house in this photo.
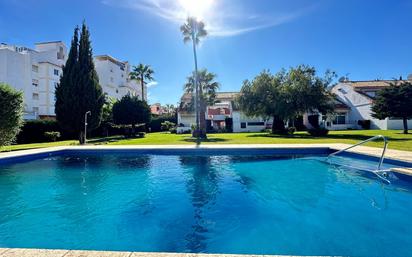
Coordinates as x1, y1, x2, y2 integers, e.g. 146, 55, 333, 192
94, 55, 146, 101
0, 41, 67, 119
329, 79, 412, 130
177, 92, 271, 133
0, 41, 146, 120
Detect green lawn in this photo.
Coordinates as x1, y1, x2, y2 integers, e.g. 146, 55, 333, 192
2, 130, 412, 152
107, 130, 412, 151
0, 140, 78, 152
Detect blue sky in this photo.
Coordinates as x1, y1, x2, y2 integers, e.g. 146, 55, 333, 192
1, 0, 411, 105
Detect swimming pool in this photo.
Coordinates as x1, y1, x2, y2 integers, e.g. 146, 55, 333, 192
0, 148, 411, 256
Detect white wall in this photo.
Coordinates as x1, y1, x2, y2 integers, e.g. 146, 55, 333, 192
94, 57, 146, 101
232, 111, 268, 132
332, 83, 388, 130
387, 119, 412, 130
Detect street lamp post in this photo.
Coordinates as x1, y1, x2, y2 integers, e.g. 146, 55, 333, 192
84, 111, 91, 144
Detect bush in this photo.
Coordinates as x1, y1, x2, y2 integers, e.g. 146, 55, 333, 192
149, 115, 177, 132
161, 121, 176, 131
287, 127, 296, 135
16, 120, 62, 143
44, 131, 61, 142
137, 132, 146, 138
169, 128, 177, 134
0, 83, 24, 146
308, 128, 329, 137
358, 120, 371, 130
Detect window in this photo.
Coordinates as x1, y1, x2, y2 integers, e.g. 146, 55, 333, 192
248, 122, 265, 126
333, 113, 346, 125
33, 107, 39, 113
32, 79, 39, 87
32, 65, 39, 72
32, 93, 39, 100
116, 89, 119, 94
240, 122, 246, 129
57, 46, 65, 60
53, 69, 59, 76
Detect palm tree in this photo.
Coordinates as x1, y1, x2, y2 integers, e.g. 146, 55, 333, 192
181, 17, 207, 138
129, 63, 154, 101
184, 69, 220, 133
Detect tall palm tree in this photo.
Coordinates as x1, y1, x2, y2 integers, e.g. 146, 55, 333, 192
184, 69, 220, 134
181, 17, 207, 138
129, 63, 154, 101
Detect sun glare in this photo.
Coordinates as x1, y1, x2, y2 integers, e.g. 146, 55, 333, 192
178, 0, 214, 19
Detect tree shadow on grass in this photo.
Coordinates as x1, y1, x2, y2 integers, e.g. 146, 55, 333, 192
181, 137, 229, 145
89, 136, 126, 145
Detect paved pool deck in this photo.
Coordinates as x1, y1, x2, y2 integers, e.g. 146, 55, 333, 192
0, 144, 411, 257
1, 143, 412, 163
0, 248, 306, 257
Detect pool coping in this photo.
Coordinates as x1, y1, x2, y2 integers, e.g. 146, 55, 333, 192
1, 143, 412, 165
0, 248, 307, 257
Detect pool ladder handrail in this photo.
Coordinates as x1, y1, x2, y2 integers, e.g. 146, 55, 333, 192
328, 135, 388, 171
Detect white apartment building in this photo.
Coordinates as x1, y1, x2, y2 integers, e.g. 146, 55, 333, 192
0, 41, 67, 119
0, 41, 146, 120
94, 55, 146, 101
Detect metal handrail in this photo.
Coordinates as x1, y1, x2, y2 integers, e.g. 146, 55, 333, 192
328, 135, 388, 171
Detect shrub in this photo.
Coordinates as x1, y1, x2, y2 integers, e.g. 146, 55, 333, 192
308, 128, 329, 137
16, 120, 62, 143
358, 120, 371, 130
287, 127, 296, 135
169, 128, 177, 134
161, 121, 176, 131
44, 131, 61, 142
149, 115, 177, 132
0, 83, 24, 146
137, 132, 146, 138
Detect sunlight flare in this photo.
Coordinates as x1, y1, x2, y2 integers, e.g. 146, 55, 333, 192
178, 0, 214, 19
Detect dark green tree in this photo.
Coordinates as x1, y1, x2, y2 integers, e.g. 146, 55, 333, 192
55, 22, 104, 144
237, 65, 335, 134
372, 81, 412, 134
112, 94, 151, 136
0, 83, 24, 147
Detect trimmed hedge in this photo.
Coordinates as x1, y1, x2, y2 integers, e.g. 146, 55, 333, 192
16, 120, 62, 143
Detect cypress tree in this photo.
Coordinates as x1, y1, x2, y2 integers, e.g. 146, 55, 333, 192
55, 22, 104, 144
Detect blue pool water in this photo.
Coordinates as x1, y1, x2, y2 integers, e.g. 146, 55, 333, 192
0, 152, 411, 256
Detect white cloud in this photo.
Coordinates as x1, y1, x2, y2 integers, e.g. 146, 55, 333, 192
146, 81, 158, 87
101, 0, 316, 37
